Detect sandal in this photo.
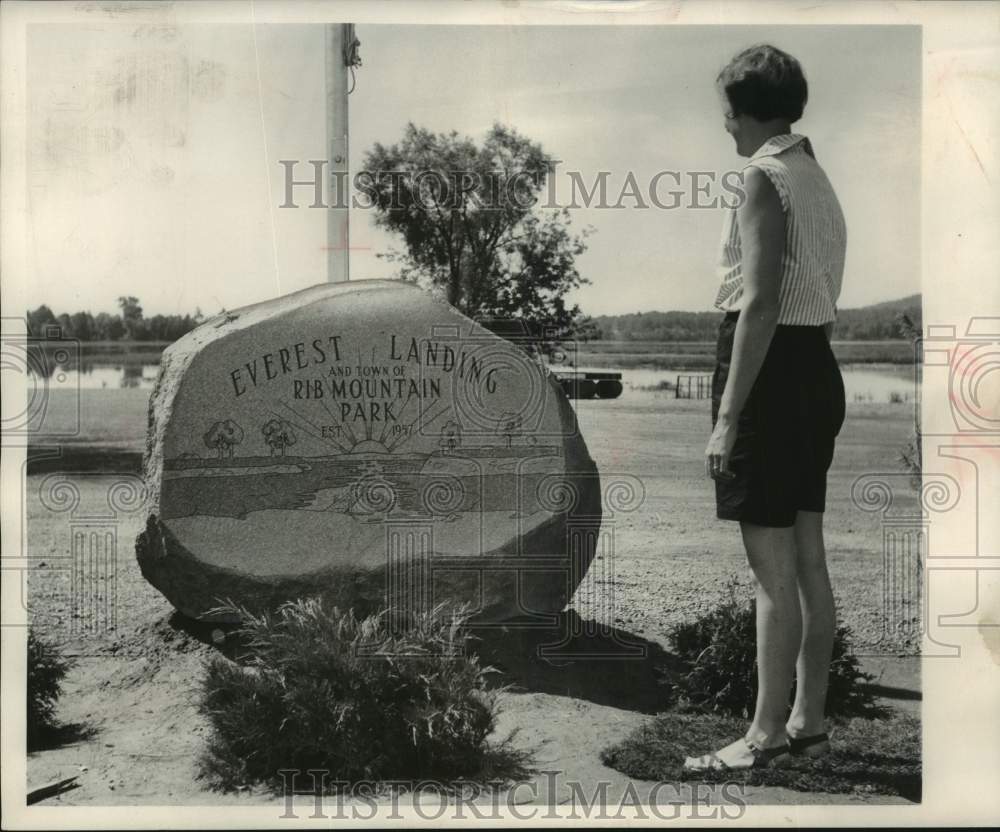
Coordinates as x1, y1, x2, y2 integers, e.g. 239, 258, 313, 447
788, 731, 830, 757
683, 736, 791, 773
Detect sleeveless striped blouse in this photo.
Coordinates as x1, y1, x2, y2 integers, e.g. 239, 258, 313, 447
715, 133, 847, 325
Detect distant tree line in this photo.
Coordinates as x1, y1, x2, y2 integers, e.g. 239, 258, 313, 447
587, 310, 725, 342
25, 292, 921, 344
828, 294, 922, 340
26, 296, 202, 342
588, 294, 921, 341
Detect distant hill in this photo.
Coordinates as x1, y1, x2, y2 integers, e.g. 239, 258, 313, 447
832, 294, 921, 340
586, 294, 921, 341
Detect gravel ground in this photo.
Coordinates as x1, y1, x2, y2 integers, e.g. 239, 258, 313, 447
22, 392, 921, 806
570, 394, 921, 656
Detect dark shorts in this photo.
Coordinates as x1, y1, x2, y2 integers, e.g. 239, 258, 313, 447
712, 311, 846, 528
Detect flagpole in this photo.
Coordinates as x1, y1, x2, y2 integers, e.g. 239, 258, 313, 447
325, 24, 350, 283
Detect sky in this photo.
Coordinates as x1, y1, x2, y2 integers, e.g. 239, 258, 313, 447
25, 22, 921, 318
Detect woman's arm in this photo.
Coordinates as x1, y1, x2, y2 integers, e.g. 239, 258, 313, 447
706, 166, 785, 477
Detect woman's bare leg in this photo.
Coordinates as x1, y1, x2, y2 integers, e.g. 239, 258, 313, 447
742, 521, 801, 745
684, 520, 801, 769
787, 509, 836, 738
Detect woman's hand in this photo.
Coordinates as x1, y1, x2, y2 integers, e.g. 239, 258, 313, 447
706, 166, 783, 482
705, 418, 739, 480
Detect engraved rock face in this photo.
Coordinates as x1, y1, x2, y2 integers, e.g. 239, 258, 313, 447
136, 280, 601, 622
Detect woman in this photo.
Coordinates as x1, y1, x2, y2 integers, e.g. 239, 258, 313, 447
684, 44, 847, 771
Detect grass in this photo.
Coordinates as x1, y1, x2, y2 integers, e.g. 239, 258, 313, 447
598, 582, 919, 801
28, 388, 149, 447
198, 599, 532, 793
77, 341, 171, 354
600, 710, 920, 800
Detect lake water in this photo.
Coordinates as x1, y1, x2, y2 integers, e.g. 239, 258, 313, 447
62, 363, 162, 389
618, 364, 920, 403
40, 358, 920, 404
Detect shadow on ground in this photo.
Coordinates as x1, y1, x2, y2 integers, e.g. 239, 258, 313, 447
28, 720, 98, 753
166, 609, 684, 714
862, 682, 921, 702
471, 610, 682, 714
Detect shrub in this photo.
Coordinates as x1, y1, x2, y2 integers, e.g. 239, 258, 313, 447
895, 311, 922, 492
27, 630, 73, 748
198, 600, 529, 792
666, 580, 878, 718
900, 436, 922, 491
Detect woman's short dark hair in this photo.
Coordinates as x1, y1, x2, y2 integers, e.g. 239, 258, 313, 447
717, 44, 808, 123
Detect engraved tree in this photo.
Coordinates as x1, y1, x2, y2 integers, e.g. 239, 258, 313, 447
204, 420, 244, 460
496, 412, 522, 449
439, 420, 462, 455
262, 419, 297, 457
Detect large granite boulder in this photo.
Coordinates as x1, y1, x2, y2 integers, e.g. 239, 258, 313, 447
136, 280, 601, 623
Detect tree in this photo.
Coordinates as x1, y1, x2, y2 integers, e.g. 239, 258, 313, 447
26, 301, 199, 342
26, 305, 58, 336
118, 296, 144, 340
56, 313, 75, 338
439, 420, 462, 454
573, 315, 602, 342
262, 419, 297, 457
69, 312, 94, 341
204, 420, 245, 459
496, 412, 522, 449
94, 312, 126, 341
363, 123, 593, 348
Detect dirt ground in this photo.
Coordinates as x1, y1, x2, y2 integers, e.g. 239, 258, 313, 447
23, 391, 921, 808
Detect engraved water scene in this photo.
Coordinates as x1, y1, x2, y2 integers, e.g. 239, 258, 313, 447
158, 332, 569, 574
